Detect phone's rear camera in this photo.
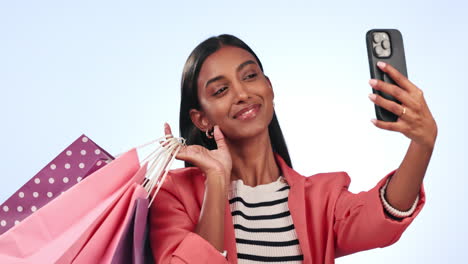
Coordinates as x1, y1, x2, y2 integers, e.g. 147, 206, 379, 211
372, 32, 392, 58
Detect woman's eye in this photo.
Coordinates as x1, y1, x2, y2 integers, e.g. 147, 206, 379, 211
214, 86, 228, 96
244, 73, 257, 80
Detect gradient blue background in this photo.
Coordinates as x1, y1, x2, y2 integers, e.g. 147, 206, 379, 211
1, 0, 466, 262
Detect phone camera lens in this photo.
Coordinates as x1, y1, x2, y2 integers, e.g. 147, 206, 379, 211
373, 33, 382, 43
382, 39, 391, 49
375, 46, 384, 56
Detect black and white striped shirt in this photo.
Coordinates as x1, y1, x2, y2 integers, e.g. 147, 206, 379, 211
228, 176, 304, 263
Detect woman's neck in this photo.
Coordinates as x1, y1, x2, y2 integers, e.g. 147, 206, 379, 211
226, 130, 281, 187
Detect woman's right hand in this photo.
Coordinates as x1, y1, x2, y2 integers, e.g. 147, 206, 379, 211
163, 123, 232, 186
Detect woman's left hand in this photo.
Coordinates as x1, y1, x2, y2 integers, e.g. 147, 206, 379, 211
368, 61, 438, 150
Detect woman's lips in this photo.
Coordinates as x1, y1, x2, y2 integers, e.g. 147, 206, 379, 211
234, 104, 261, 120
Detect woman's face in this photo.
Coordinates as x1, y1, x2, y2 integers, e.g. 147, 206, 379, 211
190, 46, 275, 141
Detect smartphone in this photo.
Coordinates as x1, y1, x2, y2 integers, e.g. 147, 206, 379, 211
366, 29, 408, 122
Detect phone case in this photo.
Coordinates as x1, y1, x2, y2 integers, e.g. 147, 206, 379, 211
366, 29, 408, 122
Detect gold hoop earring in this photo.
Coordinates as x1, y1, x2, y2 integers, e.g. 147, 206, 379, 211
205, 128, 214, 139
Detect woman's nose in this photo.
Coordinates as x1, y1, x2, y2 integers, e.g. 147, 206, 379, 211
233, 82, 250, 102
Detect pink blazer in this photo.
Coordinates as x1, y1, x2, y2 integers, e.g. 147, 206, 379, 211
149, 153, 425, 263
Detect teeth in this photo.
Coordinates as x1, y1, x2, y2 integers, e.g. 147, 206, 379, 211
240, 108, 254, 117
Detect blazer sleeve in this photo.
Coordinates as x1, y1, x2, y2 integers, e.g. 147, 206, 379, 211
333, 170, 426, 258
149, 173, 229, 264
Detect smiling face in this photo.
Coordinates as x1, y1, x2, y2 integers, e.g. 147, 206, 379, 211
189, 46, 275, 142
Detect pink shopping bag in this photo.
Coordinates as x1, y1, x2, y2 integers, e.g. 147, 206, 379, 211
70, 136, 184, 264
0, 134, 113, 235
71, 183, 147, 263
0, 148, 140, 264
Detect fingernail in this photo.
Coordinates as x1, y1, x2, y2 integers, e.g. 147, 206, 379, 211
377, 61, 386, 68
371, 118, 377, 124
369, 79, 378, 86
368, 93, 376, 101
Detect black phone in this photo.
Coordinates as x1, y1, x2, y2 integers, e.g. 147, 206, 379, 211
366, 29, 408, 122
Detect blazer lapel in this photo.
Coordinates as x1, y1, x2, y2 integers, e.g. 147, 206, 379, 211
222, 153, 312, 263
274, 153, 312, 263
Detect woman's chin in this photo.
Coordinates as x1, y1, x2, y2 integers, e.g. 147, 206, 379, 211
226, 123, 270, 142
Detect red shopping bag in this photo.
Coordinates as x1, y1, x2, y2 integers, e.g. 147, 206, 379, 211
0, 134, 113, 235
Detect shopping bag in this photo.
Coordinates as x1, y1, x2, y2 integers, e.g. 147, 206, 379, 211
0, 134, 113, 235
0, 148, 140, 263
57, 161, 149, 264
71, 183, 147, 263
110, 198, 154, 264
0, 133, 185, 264
71, 135, 184, 264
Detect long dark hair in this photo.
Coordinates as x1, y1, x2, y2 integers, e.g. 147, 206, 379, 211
179, 34, 292, 168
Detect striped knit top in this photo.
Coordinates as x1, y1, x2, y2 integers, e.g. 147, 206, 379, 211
228, 175, 304, 263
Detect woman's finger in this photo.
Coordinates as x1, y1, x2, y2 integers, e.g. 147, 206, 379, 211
213, 125, 228, 151
164, 122, 173, 137
371, 118, 406, 133
172, 144, 193, 161
369, 79, 418, 109
377, 62, 417, 93
368, 93, 409, 119
174, 145, 215, 173
160, 122, 174, 147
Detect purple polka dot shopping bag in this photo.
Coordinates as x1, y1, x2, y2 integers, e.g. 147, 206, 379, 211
0, 134, 114, 235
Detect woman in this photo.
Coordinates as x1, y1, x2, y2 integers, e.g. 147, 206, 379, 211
149, 34, 437, 263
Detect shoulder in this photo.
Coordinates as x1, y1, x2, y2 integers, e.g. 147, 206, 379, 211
292, 170, 352, 202
287, 167, 352, 189
151, 166, 206, 222
277, 152, 351, 191
156, 166, 206, 201
166, 166, 204, 184
158, 166, 205, 193
303, 171, 351, 189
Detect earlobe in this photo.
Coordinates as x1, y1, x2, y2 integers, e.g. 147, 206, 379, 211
189, 108, 211, 131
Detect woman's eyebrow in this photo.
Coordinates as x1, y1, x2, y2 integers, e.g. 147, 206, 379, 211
204, 60, 257, 89
236, 60, 256, 73
205, 75, 225, 89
